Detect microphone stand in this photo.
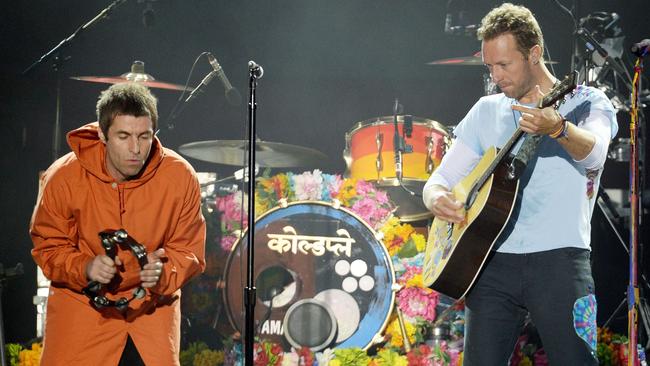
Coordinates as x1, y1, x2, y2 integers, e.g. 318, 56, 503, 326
22, 0, 128, 161
393, 101, 405, 184
244, 61, 262, 366
627, 53, 647, 366
392, 101, 416, 197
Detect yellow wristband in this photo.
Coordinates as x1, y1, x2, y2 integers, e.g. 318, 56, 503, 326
550, 120, 568, 139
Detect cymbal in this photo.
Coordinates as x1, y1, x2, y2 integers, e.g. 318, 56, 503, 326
427, 52, 558, 66
179, 140, 329, 168
71, 60, 191, 91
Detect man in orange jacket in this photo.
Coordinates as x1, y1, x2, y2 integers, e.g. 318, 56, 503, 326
30, 82, 206, 365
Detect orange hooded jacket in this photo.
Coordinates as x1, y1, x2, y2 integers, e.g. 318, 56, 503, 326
30, 122, 206, 365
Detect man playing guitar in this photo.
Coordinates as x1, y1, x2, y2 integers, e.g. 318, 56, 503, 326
423, 3, 617, 365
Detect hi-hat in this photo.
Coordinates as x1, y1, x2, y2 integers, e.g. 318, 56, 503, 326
427, 52, 558, 66
71, 60, 191, 91
179, 140, 329, 168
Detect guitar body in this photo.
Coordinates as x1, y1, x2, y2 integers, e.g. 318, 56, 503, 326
423, 146, 519, 299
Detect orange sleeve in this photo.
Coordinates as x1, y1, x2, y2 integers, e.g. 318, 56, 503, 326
151, 169, 206, 296
30, 171, 93, 292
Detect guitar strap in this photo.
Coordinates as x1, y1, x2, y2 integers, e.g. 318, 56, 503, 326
508, 133, 542, 180
508, 79, 563, 180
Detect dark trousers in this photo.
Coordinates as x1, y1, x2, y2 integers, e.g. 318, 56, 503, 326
462, 248, 599, 366
118, 335, 145, 366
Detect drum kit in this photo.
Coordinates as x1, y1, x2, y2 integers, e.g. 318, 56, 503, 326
66, 54, 484, 351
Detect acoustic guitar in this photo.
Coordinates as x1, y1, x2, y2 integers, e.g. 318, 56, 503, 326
423, 72, 578, 299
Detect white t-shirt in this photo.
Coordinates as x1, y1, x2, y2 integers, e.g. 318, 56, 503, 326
424, 85, 617, 253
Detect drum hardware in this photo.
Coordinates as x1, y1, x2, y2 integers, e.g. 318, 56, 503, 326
395, 304, 412, 352
179, 140, 328, 168
430, 323, 451, 347
425, 136, 435, 174
71, 60, 192, 91
608, 137, 631, 162
376, 132, 384, 174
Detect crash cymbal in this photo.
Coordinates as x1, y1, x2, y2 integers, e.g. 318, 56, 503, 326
71, 60, 191, 91
427, 52, 558, 66
179, 140, 329, 168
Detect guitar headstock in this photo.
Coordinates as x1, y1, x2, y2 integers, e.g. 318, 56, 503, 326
538, 70, 578, 109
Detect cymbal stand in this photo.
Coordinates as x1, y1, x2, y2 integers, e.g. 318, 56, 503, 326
244, 61, 263, 366
0, 263, 24, 366
22, 0, 128, 160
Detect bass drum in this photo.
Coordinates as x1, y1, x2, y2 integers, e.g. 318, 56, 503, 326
223, 201, 395, 351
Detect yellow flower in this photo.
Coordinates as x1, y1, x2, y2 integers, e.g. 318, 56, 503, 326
18, 343, 42, 366
394, 223, 415, 242
276, 174, 290, 193
412, 233, 426, 252
380, 217, 401, 245
255, 192, 270, 217
337, 179, 357, 206
329, 360, 341, 366
260, 177, 276, 191
405, 273, 423, 287
520, 356, 533, 366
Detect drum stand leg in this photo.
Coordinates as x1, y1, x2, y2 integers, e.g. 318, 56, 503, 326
395, 306, 411, 353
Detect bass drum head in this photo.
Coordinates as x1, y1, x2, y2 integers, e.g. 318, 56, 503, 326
223, 201, 395, 351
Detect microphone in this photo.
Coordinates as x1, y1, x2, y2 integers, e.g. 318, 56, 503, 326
576, 28, 608, 58
184, 69, 217, 103
248, 60, 264, 79
631, 39, 650, 57
393, 99, 403, 182
208, 53, 242, 106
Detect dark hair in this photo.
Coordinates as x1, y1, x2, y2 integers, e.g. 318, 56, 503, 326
477, 3, 544, 60
96, 83, 158, 138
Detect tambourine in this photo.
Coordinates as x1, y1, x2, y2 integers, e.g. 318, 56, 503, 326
82, 229, 148, 311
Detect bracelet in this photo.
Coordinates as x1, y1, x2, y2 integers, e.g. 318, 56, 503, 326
549, 119, 569, 139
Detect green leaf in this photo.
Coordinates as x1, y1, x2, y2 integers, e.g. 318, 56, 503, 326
397, 240, 418, 258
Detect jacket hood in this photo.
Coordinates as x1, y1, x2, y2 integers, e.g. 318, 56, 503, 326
66, 122, 165, 186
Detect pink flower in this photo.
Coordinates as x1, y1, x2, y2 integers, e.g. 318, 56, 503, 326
398, 265, 422, 285
220, 235, 238, 251
396, 287, 439, 321
355, 179, 376, 195
533, 348, 549, 366
216, 193, 248, 228
351, 197, 389, 229
375, 189, 390, 204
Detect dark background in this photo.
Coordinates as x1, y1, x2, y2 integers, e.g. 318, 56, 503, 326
1, 0, 648, 344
